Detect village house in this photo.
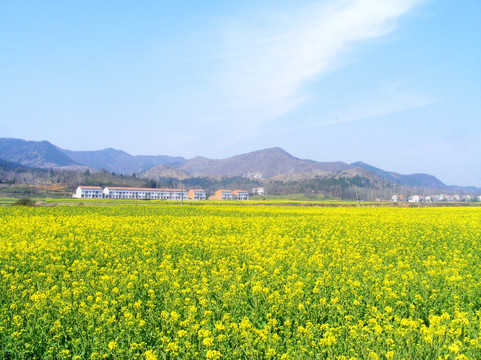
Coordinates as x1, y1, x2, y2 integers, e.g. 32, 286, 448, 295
438, 194, 451, 202
391, 194, 403, 202
212, 190, 234, 200
233, 190, 249, 200
187, 189, 206, 200
408, 195, 424, 203
73, 186, 103, 199
251, 187, 265, 195
392, 192, 478, 203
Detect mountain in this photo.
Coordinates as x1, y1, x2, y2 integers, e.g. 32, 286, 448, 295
0, 138, 79, 168
62, 148, 186, 175
0, 158, 27, 171
1, 137, 476, 192
336, 167, 388, 184
351, 161, 447, 189
178, 147, 352, 179
141, 165, 190, 180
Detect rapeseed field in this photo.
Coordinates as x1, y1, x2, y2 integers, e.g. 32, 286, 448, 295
1, 205, 480, 359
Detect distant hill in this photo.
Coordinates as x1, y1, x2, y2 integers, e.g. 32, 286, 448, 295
351, 161, 447, 189
0, 138, 79, 168
0, 137, 478, 193
178, 147, 352, 178
62, 148, 186, 175
0, 158, 27, 171
336, 167, 388, 184
141, 165, 190, 180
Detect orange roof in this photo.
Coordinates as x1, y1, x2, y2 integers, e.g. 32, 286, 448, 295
104, 187, 185, 191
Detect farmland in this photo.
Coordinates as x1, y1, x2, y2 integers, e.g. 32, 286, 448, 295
1, 204, 481, 359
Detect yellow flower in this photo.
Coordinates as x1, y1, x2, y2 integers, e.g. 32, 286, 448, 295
144, 350, 158, 360
449, 341, 462, 354
202, 337, 214, 347
206, 350, 222, 359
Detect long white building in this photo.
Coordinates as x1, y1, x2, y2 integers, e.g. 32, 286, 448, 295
103, 187, 187, 200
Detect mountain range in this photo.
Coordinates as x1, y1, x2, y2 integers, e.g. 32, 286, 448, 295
62, 148, 185, 175
0, 137, 478, 192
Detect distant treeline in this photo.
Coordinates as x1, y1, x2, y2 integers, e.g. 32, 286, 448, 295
0, 162, 475, 201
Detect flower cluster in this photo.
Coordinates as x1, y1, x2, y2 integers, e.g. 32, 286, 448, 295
1, 205, 481, 359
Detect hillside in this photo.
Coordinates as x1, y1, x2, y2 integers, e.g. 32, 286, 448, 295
178, 147, 352, 178
0, 138, 79, 168
63, 148, 186, 175
0, 158, 26, 171
141, 165, 190, 180
351, 161, 447, 189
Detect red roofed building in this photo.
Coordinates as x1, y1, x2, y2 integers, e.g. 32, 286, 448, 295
187, 189, 206, 200
103, 186, 187, 200
232, 190, 249, 200
211, 189, 233, 200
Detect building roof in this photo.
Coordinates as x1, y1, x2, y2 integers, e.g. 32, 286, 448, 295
104, 186, 185, 191
78, 186, 102, 189
232, 190, 248, 194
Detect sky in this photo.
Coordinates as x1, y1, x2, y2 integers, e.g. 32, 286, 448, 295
0, 0, 480, 187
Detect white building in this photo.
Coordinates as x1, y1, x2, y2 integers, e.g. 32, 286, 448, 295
171, 189, 187, 200
212, 190, 234, 200
233, 190, 249, 200
408, 195, 423, 203
187, 189, 206, 200
73, 186, 103, 199
251, 187, 265, 195
103, 187, 187, 200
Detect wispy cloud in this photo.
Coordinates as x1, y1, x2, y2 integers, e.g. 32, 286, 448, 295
208, 0, 423, 127
263, 82, 437, 133
320, 82, 437, 126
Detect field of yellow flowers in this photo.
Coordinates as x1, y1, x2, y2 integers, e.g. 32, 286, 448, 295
1, 204, 481, 359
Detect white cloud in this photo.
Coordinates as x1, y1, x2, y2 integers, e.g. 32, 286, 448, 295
209, 0, 423, 127
321, 82, 437, 126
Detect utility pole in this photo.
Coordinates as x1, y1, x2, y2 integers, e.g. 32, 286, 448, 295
354, 185, 360, 206
180, 178, 183, 206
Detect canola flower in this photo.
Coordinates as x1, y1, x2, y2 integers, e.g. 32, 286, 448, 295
0, 204, 481, 359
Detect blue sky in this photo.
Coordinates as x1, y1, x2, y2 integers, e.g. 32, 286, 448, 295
1, 0, 480, 187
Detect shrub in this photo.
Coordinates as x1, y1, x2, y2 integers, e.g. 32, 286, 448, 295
12, 198, 36, 207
